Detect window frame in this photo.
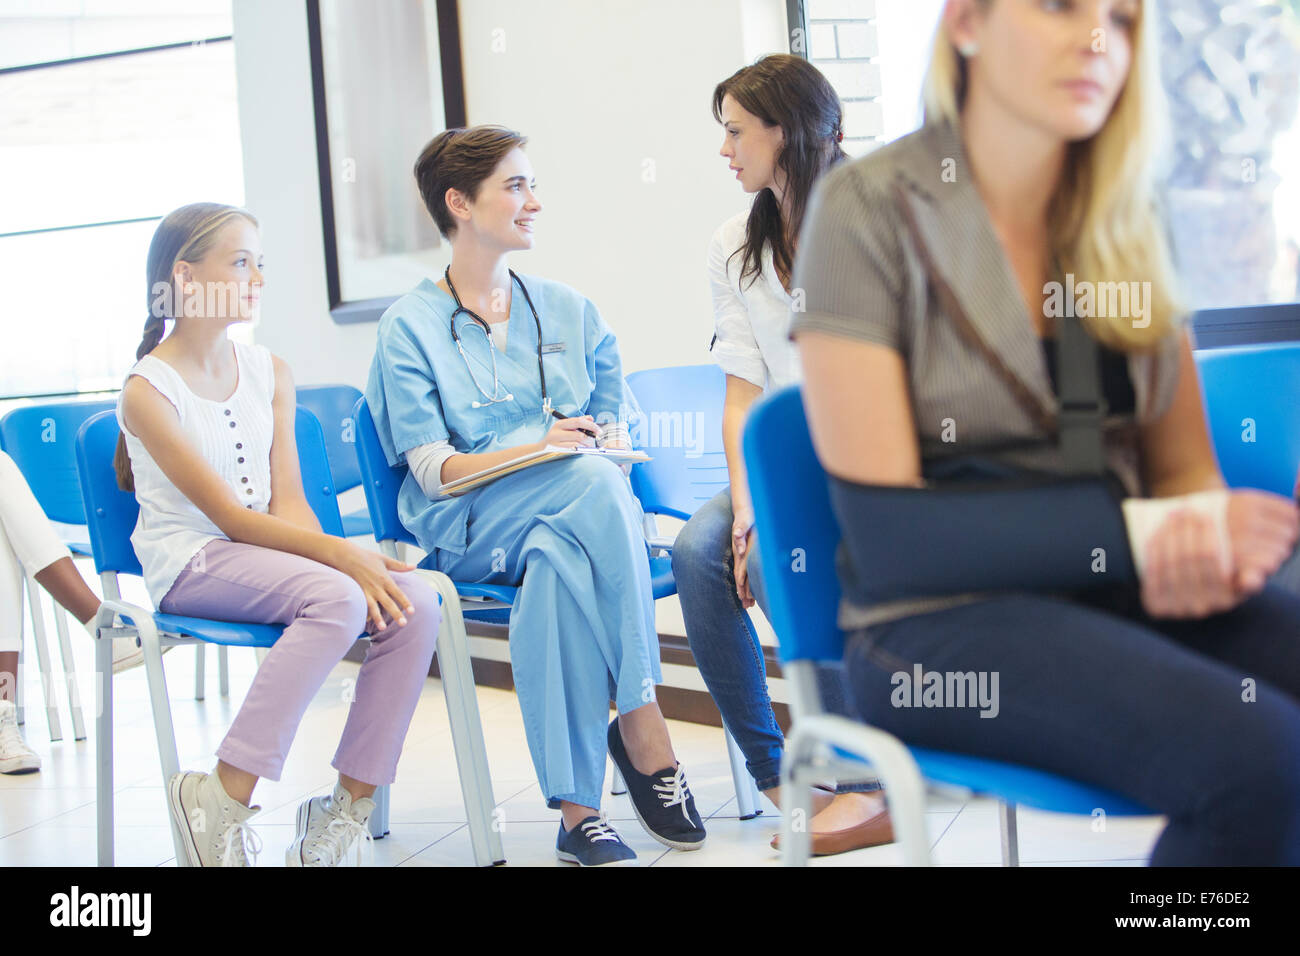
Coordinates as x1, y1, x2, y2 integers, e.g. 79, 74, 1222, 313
305, 0, 468, 326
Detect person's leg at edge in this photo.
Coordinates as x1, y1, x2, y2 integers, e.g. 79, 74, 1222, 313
844, 592, 1300, 865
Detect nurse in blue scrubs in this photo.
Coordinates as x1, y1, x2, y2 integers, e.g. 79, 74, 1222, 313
365, 125, 705, 866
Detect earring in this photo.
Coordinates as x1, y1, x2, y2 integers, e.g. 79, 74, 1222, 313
958, 41, 978, 57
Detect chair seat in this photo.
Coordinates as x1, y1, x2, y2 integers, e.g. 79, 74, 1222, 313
650, 554, 675, 600
140, 612, 286, 649
67, 542, 93, 557
829, 743, 1150, 816
911, 747, 1151, 816
341, 509, 374, 538
457, 582, 517, 604
457, 582, 517, 626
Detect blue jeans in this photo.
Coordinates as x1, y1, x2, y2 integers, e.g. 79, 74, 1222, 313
673, 489, 875, 792
844, 584, 1300, 865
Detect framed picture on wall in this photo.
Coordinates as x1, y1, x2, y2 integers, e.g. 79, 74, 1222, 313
307, 0, 467, 324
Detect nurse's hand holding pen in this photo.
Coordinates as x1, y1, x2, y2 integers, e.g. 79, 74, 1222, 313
542, 415, 598, 449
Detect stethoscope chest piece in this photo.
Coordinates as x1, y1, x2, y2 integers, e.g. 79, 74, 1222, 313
446, 266, 548, 412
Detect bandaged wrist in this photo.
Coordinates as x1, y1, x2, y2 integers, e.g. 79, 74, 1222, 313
596, 421, 631, 449
1120, 489, 1231, 577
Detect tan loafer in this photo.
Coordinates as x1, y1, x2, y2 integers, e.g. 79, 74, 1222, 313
770, 806, 896, 856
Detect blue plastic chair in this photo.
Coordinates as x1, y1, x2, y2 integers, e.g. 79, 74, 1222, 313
296, 384, 374, 538
626, 364, 730, 521
75, 406, 408, 866
1, 399, 114, 742
743, 386, 1153, 866
1194, 343, 1300, 497
349, 396, 506, 866
625, 364, 764, 817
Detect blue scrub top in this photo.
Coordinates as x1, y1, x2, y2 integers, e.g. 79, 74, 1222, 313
365, 272, 641, 557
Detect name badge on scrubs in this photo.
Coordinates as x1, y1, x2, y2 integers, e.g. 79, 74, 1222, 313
541, 343, 566, 354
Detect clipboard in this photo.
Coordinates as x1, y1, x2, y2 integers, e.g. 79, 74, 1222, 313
437, 445, 651, 497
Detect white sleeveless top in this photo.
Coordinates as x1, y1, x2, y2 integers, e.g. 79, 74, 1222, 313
116, 341, 277, 606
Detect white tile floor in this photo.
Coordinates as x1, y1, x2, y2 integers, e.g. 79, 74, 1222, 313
1, 640, 1164, 866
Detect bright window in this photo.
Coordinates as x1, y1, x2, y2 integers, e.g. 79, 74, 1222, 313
0, 3, 243, 399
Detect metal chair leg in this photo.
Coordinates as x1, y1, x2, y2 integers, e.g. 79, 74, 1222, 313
24, 577, 62, 741
217, 645, 229, 698
781, 727, 815, 867
94, 609, 114, 867
369, 783, 391, 839
194, 643, 205, 701
610, 763, 627, 795
14, 598, 24, 726
135, 617, 187, 865
725, 726, 762, 819
999, 800, 1019, 867
418, 571, 505, 866
54, 606, 87, 741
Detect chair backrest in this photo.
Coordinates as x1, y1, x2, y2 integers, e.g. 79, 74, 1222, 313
76, 411, 146, 577
76, 406, 345, 577
742, 385, 844, 665
351, 397, 419, 546
294, 406, 345, 537
1, 399, 116, 525
1194, 343, 1300, 498
296, 384, 364, 494
625, 364, 729, 519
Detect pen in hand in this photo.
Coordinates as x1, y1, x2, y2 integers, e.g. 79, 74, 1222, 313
551, 408, 599, 439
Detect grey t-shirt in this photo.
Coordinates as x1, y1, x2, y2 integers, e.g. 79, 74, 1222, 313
789, 119, 1184, 629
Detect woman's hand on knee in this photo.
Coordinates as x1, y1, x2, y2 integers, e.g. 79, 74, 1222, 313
731, 509, 756, 609
1226, 490, 1300, 594
329, 541, 417, 632
1140, 509, 1237, 619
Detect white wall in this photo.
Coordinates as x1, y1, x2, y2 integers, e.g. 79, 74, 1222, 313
232, 0, 789, 387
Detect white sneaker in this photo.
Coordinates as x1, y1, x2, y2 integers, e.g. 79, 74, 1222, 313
108, 637, 170, 674
0, 700, 40, 774
286, 783, 376, 867
111, 638, 145, 674
167, 770, 262, 867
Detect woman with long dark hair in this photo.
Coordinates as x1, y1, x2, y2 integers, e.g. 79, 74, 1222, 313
672, 54, 893, 856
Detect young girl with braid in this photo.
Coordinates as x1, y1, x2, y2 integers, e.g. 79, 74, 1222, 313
115, 202, 442, 866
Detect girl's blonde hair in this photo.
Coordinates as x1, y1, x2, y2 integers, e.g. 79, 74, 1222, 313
114, 202, 259, 491
923, 0, 1181, 350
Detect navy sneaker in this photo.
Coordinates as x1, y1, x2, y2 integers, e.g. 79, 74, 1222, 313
556, 813, 638, 866
607, 719, 706, 850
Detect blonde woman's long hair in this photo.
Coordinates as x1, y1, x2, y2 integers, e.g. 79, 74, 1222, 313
924, 0, 1180, 350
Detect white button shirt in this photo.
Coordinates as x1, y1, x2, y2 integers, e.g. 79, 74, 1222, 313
708, 210, 802, 392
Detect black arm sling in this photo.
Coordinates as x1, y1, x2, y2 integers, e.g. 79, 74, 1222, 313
829, 191, 1138, 609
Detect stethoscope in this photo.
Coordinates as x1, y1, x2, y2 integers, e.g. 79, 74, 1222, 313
445, 266, 551, 413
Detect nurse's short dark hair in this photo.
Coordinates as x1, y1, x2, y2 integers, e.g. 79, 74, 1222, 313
414, 125, 528, 238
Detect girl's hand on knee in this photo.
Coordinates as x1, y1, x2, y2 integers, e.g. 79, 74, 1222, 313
331, 542, 416, 632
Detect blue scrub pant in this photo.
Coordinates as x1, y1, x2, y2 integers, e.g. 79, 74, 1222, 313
428, 455, 661, 810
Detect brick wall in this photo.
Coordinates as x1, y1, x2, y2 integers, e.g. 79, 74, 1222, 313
803, 0, 882, 155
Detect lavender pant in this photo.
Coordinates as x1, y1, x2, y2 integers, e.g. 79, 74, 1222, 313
160, 539, 440, 785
